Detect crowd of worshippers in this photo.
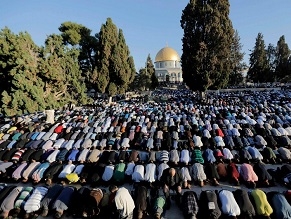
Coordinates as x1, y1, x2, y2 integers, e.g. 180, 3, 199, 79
0, 182, 291, 219
0, 88, 291, 218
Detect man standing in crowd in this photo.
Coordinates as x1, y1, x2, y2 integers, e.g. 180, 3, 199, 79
160, 167, 183, 208
109, 185, 135, 219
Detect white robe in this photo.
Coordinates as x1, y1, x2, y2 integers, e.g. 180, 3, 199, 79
219, 190, 241, 216
180, 167, 191, 181
180, 149, 190, 164
24, 186, 48, 213
191, 163, 206, 181
102, 165, 114, 182
144, 163, 156, 182
58, 164, 75, 178
132, 165, 145, 182
125, 162, 135, 175
115, 187, 135, 217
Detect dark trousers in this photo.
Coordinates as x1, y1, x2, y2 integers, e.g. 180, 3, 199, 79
119, 211, 133, 219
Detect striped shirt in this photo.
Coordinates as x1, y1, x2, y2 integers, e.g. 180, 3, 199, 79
11, 149, 25, 162
14, 186, 34, 209
191, 149, 204, 164
159, 150, 169, 163
24, 186, 48, 213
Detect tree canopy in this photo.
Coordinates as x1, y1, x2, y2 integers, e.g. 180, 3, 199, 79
181, 0, 234, 92
39, 34, 87, 107
248, 33, 291, 83
228, 30, 246, 86
275, 35, 290, 81
59, 21, 98, 83
0, 28, 45, 116
248, 33, 269, 83
0, 18, 136, 116
131, 54, 158, 91
94, 18, 135, 95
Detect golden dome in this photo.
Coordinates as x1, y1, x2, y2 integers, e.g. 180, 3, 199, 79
155, 46, 180, 62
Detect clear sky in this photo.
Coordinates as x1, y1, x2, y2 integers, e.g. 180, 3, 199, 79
1, 0, 291, 70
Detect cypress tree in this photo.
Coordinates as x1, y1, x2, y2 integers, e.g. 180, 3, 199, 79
107, 82, 117, 96
181, 0, 234, 92
266, 43, 276, 81
228, 30, 245, 86
0, 28, 46, 116
112, 29, 131, 93
248, 33, 269, 83
97, 18, 118, 93
145, 54, 158, 89
127, 56, 136, 86
274, 35, 290, 81
137, 68, 151, 91
97, 18, 135, 94
146, 54, 155, 76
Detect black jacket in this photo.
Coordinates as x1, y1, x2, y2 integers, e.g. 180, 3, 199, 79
233, 189, 256, 217
160, 168, 183, 188
198, 190, 221, 219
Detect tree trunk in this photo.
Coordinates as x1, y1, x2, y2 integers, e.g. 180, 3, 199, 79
108, 96, 112, 105
199, 91, 206, 101
45, 110, 55, 124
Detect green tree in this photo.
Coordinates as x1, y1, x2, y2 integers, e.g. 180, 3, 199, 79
96, 18, 118, 93
130, 55, 158, 91
145, 54, 155, 76
141, 68, 151, 91
181, 0, 234, 92
150, 73, 159, 89
266, 43, 276, 81
132, 68, 151, 91
228, 30, 245, 86
145, 54, 158, 89
248, 33, 269, 83
288, 57, 291, 81
58, 22, 98, 88
111, 29, 134, 93
59, 21, 90, 46
127, 56, 136, 86
107, 82, 117, 96
39, 34, 87, 108
274, 35, 290, 81
97, 18, 135, 94
129, 71, 140, 90
0, 28, 46, 116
